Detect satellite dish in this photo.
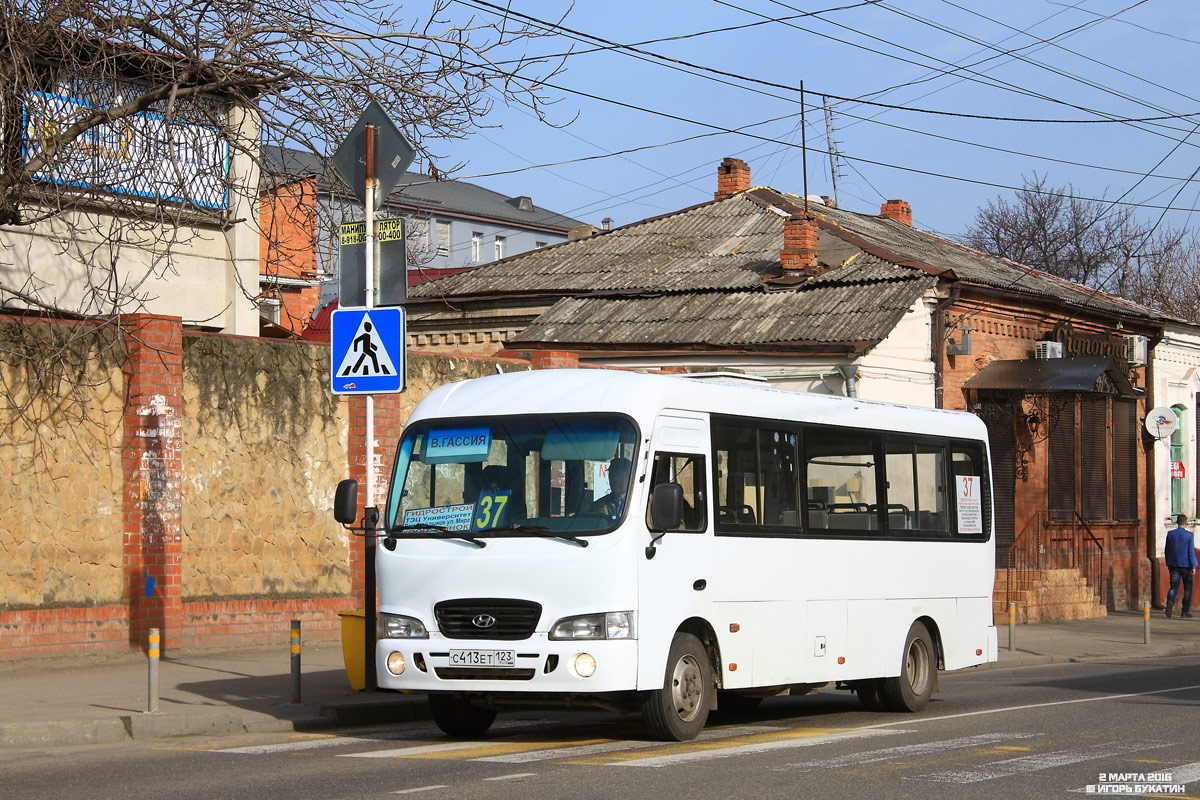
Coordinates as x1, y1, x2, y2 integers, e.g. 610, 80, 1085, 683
1146, 406, 1179, 440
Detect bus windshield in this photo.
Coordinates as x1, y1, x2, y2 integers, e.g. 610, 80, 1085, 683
385, 415, 639, 537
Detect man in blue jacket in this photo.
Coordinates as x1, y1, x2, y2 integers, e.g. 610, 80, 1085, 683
1165, 514, 1198, 619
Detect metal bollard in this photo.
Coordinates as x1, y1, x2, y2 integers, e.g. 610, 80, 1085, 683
1144, 603, 1151, 644
290, 619, 302, 704
1008, 602, 1016, 653
147, 628, 160, 713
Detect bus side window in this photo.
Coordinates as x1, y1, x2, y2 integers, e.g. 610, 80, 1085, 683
951, 444, 990, 538
646, 453, 707, 532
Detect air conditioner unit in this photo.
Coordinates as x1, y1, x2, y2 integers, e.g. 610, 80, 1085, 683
1124, 334, 1148, 366
1035, 341, 1063, 360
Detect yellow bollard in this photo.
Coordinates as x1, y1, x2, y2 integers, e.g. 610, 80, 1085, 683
290, 619, 302, 704
147, 628, 160, 713
1008, 602, 1016, 653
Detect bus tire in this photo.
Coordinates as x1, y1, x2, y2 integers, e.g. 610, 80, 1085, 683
642, 632, 712, 741
854, 678, 888, 711
429, 694, 497, 737
882, 622, 935, 712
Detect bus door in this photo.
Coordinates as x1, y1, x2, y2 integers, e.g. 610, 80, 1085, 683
636, 412, 713, 690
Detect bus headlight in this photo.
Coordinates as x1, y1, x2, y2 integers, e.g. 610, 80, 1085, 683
549, 611, 635, 640
378, 613, 429, 639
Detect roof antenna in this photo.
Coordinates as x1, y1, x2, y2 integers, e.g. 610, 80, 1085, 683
801, 80, 809, 216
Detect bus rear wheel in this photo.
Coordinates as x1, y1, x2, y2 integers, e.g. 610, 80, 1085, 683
642, 632, 712, 741
882, 621, 936, 712
429, 694, 497, 737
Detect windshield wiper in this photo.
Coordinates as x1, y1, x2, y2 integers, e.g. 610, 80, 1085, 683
386, 523, 486, 548
500, 524, 589, 548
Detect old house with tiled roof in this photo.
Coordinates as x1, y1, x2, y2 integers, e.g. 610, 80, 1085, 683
407, 156, 1189, 622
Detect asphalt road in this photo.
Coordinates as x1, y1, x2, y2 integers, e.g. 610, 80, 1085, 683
5, 657, 1200, 800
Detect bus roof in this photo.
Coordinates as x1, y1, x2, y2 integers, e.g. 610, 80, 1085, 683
408, 370, 987, 441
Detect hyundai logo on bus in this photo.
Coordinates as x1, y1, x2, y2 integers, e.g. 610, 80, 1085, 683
472, 614, 497, 629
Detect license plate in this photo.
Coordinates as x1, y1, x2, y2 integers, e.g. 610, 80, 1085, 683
449, 649, 517, 667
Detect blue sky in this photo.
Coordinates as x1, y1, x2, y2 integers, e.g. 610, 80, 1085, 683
424, 0, 1200, 243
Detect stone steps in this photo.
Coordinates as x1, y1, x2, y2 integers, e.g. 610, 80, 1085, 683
993, 568, 1107, 624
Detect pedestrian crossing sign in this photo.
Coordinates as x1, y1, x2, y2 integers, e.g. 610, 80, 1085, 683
330, 307, 405, 395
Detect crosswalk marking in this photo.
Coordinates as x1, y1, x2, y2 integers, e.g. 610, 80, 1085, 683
391, 786, 447, 795
598, 727, 907, 768
218, 732, 404, 755
472, 725, 786, 764
916, 740, 1171, 784
776, 732, 1042, 773
344, 741, 495, 759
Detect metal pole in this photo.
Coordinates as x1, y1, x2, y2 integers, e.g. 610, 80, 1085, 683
364, 507, 378, 691
290, 619, 302, 703
363, 122, 378, 693
1008, 602, 1016, 653
1144, 603, 1151, 644
147, 627, 160, 713
800, 80, 808, 216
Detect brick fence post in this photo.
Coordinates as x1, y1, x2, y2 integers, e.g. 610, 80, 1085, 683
122, 315, 184, 651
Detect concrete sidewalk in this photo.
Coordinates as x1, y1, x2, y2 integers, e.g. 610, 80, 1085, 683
3, 609, 1199, 749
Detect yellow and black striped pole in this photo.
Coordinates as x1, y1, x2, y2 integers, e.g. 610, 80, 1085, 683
147, 627, 160, 713
290, 619, 302, 704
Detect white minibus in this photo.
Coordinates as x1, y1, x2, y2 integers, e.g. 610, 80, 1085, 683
334, 369, 997, 741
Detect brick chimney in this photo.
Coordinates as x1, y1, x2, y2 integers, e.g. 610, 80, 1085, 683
568, 224, 597, 241
880, 199, 912, 226
714, 157, 751, 200
780, 214, 822, 276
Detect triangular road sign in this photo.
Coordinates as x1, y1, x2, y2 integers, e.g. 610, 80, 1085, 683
335, 313, 397, 377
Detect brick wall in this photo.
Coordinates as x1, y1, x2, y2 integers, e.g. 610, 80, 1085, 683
259, 178, 321, 335
944, 294, 1152, 612
0, 315, 530, 661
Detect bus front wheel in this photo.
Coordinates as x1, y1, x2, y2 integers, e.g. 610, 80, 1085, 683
642, 632, 712, 741
882, 621, 935, 712
429, 694, 497, 737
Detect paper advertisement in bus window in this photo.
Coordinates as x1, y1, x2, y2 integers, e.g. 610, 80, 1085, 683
957, 475, 983, 534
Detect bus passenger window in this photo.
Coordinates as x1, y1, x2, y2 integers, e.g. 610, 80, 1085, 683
805, 427, 879, 534
884, 441, 948, 535
645, 453, 707, 532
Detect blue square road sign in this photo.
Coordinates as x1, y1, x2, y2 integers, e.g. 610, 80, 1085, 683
330, 307, 405, 394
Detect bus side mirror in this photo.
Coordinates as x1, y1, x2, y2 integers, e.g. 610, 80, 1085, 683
334, 479, 359, 525
650, 483, 684, 531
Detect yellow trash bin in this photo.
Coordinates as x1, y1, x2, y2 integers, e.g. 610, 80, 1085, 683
338, 610, 366, 691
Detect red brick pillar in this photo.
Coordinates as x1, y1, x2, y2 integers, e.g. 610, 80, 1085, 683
122, 315, 184, 651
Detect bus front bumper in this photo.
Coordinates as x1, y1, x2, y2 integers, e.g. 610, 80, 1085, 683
374, 636, 639, 694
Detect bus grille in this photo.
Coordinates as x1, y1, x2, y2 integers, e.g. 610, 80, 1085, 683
434, 667, 536, 681
434, 598, 542, 640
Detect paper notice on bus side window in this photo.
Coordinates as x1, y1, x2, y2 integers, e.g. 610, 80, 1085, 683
403, 504, 475, 531
957, 475, 983, 535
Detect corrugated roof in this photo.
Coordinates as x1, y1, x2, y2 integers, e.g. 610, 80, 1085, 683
748, 189, 1161, 319
263, 146, 583, 233
513, 271, 935, 348
411, 197, 785, 298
